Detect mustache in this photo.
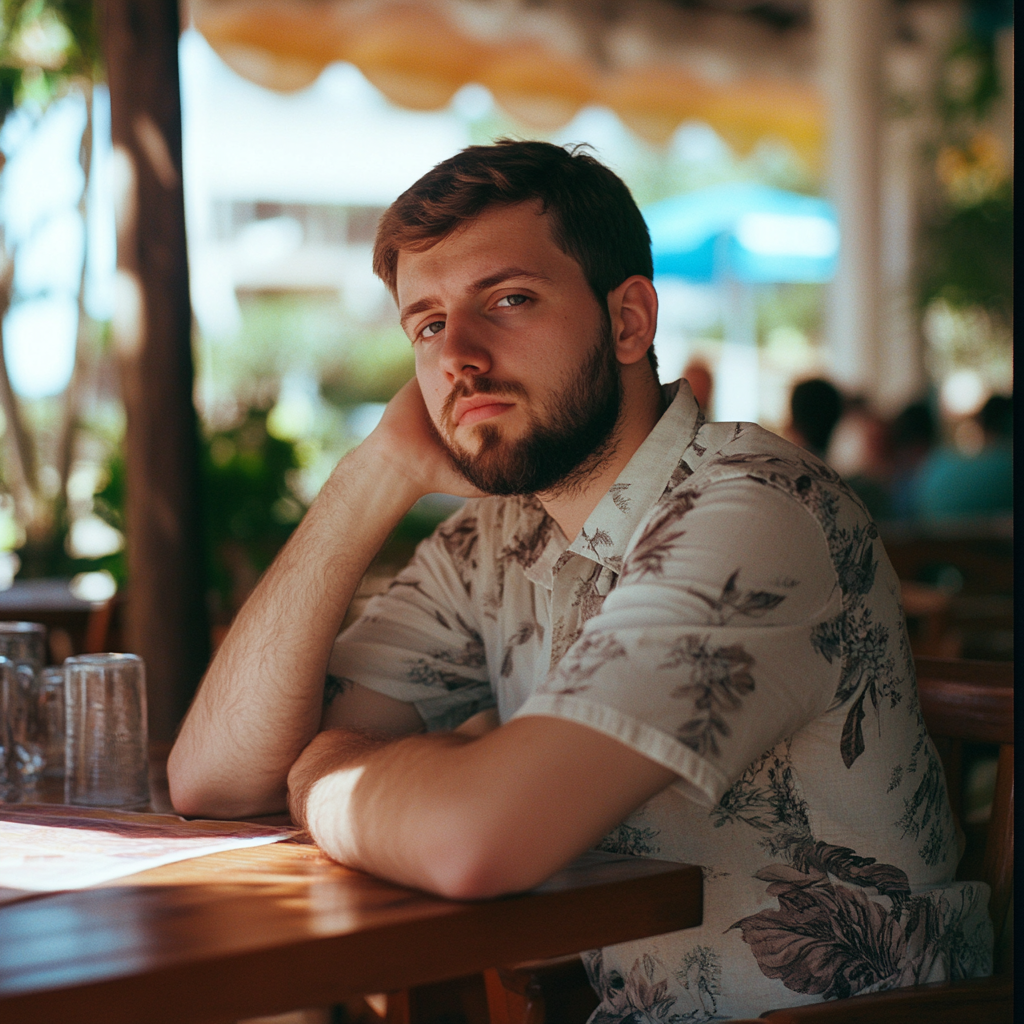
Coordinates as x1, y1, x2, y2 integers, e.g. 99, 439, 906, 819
440, 376, 530, 428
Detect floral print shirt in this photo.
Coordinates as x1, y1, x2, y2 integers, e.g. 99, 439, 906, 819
329, 381, 992, 1020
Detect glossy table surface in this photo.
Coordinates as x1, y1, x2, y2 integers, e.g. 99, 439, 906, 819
0, 755, 703, 1024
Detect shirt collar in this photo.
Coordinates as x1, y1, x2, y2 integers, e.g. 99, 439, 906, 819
567, 379, 701, 574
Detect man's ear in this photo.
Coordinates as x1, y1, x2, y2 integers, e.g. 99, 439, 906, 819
607, 276, 658, 366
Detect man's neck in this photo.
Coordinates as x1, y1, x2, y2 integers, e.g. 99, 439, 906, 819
537, 368, 666, 543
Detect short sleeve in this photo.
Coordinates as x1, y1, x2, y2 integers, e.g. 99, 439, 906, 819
329, 510, 494, 732
514, 478, 844, 807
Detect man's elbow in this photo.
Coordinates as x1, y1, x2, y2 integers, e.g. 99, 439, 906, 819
166, 745, 277, 820
166, 754, 225, 819
420, 828, 553, 901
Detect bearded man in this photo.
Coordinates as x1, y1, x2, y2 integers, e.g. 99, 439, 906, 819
169, 141, 991, 1019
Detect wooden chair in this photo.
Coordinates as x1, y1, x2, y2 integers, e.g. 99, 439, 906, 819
881, 520, 1014, 662
899, 580, 960, 658
483, 657, 1014, 1024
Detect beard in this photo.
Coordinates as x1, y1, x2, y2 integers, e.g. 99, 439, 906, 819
434, 321, 623, 497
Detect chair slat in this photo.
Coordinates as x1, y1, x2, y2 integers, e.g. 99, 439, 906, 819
913, 656, 1013, 688
756, 973, 1013, 1023
915, 658, 1013, 745
984, 743, 1014, 950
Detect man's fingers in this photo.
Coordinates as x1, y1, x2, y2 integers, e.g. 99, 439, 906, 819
455, 708, 501, 736
371, 377, 485, 499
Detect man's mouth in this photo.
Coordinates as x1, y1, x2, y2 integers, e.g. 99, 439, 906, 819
458, 397, 516, 425
453, 395, 515, 428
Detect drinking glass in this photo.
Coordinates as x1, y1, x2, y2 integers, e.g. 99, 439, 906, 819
0, 657, 19, 801
0, 622, 47, 783
37, 666, 66, 780
65, 653, 150, 808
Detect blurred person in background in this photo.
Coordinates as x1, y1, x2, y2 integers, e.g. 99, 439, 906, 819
887, 401, 939, 520
786, 377, 843, 461
826, 396, 893, 521
681, 356, 713, 415
913, 394, 1013, 521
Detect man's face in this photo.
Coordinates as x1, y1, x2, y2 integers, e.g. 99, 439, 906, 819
395, 202, 621, 496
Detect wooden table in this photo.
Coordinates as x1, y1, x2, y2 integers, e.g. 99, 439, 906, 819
0, 817, 702, 1024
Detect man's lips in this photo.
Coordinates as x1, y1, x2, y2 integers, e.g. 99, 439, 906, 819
454, 397, 515, 427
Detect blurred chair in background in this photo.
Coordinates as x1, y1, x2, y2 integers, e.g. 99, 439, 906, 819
883, 516, 1012, 663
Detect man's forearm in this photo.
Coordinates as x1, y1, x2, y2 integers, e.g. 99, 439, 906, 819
287, 727, 477, 893
287, 715, 678, 902
168, 442, 422, 819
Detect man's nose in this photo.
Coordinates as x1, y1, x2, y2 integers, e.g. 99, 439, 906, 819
439, 314, 492, 381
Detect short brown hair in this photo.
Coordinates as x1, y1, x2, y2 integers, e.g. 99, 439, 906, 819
373, 139, 657, 372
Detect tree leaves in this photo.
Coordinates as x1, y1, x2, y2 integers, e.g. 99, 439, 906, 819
1, 0, 101, 118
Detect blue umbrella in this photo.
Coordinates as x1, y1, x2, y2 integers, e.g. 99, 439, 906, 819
643, 184, 839, 424
643, 183, 839, 285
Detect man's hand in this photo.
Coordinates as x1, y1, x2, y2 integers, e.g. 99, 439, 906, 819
286, 728, 393, 832
454, 708, 500, 736
370, 377, 483, 500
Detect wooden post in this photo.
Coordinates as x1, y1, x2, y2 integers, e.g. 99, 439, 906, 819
100, 0, 209, 740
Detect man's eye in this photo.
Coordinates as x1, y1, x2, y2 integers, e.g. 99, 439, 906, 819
420, 320, 445, 338
495, 294, 528, 308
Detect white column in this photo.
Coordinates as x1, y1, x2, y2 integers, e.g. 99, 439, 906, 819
876, 111, 926, 415
715, 279, 760, 423
816, 0, 885, 399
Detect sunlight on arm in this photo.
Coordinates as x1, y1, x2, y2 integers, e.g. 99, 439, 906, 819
299, 762, 367, 862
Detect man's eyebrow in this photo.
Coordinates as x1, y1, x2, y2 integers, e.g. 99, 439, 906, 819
470, 266, 552, 292
399, 267, 552, 330
399, 297, 438, 330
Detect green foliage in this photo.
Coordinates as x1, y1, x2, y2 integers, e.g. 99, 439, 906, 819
198, 294, 414, 413
918, 17, 1013, 344
936, 31, 1003, 125
919, 184, 1012, 320
0, 0, 101, 118
0, 0, 105, 581
201, 410, 307, 616
756, 283, 825, 342
79, 451, 128, 585
80, 413, 310, 616
318, 324, 415, 405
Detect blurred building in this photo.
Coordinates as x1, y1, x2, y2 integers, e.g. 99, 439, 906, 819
181, 32, 471, 339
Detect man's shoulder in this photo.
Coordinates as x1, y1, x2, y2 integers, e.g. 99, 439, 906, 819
428, 493, 552, 563
662, 420, 846, 498
645, 418, 877, 553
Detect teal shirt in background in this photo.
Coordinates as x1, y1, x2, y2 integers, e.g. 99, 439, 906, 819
914, 441, 1013, 520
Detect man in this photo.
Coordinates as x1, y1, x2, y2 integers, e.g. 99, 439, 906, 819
169, 141, 991, 1019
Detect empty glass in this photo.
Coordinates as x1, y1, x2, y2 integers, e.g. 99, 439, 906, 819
65, 653, 150, 809
37, 666, 66, 780
0, 656, 19, 801
0, 622, 46, 783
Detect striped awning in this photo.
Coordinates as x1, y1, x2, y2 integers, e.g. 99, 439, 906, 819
189, 0, 824, 161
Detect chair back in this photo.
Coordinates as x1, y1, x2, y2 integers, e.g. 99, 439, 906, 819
914, 656, 1014, 959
